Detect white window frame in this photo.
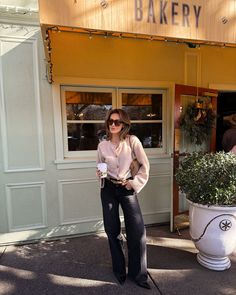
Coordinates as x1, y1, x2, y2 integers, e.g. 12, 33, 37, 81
61, 85, 116, 159
53, 82, 170, 169
117, 88, 167, 156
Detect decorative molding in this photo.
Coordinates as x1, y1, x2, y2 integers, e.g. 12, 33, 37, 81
142, 209, 170, 217
5, 181, 47, 232
53, 77, 175, 89
55, 160, 96, 170
58, 178, 98, 225
58, 177, 170, 226
0, 36, 45, 172
0, 4, 39, 25
149, 173, 171, 178
209, 84, 236, 91
52, 83, 64, 162
60, 216, 102, 226
0, 5, 38, 16
0, 24, 39, 37
0, 207, 170, 245
54, 157, 172, 170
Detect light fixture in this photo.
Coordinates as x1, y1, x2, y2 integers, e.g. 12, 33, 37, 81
187, 42, 196, 48
100, 1, 108, 9
221, 17, 228, 24
186, 42, 200, 49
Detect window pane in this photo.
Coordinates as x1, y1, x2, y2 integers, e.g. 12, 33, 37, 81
130, 123, 162, 148
67, 123, 106, 151
122, 93, 162, 120
65, 91, 112, 120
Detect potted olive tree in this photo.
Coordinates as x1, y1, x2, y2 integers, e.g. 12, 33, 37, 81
176, 152, 236, 271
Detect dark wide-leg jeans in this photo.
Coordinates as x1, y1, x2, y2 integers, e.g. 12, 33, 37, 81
101, 179, 148, 283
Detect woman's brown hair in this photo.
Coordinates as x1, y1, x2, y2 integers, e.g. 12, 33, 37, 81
105, 108, 131, 140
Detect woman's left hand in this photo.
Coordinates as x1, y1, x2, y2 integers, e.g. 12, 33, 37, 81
122, 180, 132, 190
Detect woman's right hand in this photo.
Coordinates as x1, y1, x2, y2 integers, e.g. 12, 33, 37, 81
96, 168, 102, 178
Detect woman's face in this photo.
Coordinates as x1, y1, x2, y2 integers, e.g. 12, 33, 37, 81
108, 113, 124, 136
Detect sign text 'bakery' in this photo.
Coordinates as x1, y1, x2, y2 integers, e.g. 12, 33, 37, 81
134, 0, 202, 28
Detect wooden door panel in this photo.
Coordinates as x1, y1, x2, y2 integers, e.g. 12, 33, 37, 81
172, 84, 218, 232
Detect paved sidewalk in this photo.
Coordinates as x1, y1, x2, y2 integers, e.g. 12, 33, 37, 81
0, 225, 235, 295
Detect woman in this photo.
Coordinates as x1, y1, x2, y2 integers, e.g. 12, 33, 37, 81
222, 113, 236, 154
97, 109, 150, 289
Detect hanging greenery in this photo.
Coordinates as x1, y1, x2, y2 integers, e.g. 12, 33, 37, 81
179, 101, 216, 145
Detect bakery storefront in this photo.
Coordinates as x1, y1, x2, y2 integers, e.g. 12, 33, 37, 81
0, 0, 236, 244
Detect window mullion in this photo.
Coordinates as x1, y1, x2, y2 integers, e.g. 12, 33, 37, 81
115, 88, 122, 108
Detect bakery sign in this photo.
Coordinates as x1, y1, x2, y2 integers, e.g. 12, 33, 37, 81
39, 0, 236, 44
134, 0, 201, 28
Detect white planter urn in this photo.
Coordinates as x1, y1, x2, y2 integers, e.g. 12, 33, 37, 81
188, 200, 236, 271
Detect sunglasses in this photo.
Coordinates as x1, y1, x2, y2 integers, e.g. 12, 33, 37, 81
108, 119, 123, 126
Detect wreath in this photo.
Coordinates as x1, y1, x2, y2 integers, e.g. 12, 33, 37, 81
179, 101, 216, 145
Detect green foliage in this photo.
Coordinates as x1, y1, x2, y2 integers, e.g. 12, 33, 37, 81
176, 152, 236, 206
179, 103, 216, 145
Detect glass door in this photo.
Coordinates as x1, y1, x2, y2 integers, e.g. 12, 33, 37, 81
172, 84, 218, 232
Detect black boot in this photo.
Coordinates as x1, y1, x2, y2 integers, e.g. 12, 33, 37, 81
114, 273, 126, 285
136, 281, 151, 289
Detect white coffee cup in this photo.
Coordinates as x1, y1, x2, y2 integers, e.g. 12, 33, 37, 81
97, 163, 107, 178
